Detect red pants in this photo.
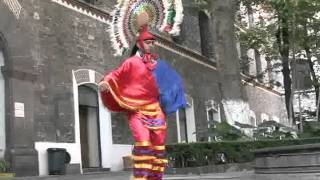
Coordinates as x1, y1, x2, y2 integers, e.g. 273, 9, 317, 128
128, 112, 167, 180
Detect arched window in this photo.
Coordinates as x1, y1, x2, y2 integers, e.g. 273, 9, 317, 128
205, 99, 221, 142
166, 94, 197, 144
261, 113, 269, 123
0, 50, 5, 159
249, 110, 257, 127
205, 100, 221, 124
199, 11, 215, 60
176, 95, 197, 143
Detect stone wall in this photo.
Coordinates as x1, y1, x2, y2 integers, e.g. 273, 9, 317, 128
244, 84, 288, 125
172, 0, 202, 53
0, 0, 289, 176
0, 1, 221, 172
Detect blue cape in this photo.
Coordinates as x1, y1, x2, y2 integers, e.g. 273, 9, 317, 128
153, 59, 187, 114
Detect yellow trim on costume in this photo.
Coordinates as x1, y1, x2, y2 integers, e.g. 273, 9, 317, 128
134, 163, 153, 169
135, 141, 151, 146
107, 79, 163, 116
132, 155, 156, 161
122, 96, 150, 104
152, 166, 165, 172
102, 79, 150, 105
153, 159, 168, 164
152, 145, 166, 151
106, 77, 119, 89
140, 110, 161, 116
147, 126, 167, 130
107, 80, 139, 110
132, 178, 148, 180
132, 177, 148, 180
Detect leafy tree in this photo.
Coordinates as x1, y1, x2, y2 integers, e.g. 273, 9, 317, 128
195, 0, 320, 122
237, 0, 295, 120
238, 0, 320, 121
293, 0, 320, 120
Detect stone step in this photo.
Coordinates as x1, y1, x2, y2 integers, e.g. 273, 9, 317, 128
82, 167, 110, 174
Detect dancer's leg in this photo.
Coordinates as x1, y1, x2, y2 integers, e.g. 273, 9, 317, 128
128, 112, 154, 180
149, 129, 167, 180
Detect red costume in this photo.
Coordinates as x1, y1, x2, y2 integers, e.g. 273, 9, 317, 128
100, 27, 167, 180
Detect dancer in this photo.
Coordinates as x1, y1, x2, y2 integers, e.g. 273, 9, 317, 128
99, 24, 186, 180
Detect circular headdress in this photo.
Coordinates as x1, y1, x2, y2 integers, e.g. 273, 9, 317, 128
108, 0, 184, 56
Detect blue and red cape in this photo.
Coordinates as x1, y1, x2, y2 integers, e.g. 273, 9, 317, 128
100, 56, 187, 115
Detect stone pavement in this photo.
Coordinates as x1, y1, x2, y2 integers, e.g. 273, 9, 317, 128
7, 171, 320, 180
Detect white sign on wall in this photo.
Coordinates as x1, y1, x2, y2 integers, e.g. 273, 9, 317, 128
14, 102, 24, 118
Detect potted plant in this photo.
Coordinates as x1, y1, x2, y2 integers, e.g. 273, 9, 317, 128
0, 160, 15, 177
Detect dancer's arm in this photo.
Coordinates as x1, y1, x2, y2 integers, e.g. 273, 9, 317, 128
98, 81, 109, 92
99, 58, 131, 92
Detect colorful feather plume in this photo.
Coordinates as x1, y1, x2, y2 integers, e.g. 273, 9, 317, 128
108, 0, 184, 56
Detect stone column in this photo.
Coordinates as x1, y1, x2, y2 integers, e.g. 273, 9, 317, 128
4, 69, 39, 176
0, 1, 39, 175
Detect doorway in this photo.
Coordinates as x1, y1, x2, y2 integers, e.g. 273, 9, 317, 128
78, 85, 101, 169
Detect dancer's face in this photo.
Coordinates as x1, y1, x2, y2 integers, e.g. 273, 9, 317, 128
138, 39, 156, 54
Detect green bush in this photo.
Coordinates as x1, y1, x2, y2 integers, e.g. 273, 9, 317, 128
253, 120, 296, 140
0, 160, 10, 173
167, 137, 320, 168
208, 121, 248, 141
299, 121, 320, 138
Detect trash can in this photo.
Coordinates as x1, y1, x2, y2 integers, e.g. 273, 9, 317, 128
47, 148, 70, 175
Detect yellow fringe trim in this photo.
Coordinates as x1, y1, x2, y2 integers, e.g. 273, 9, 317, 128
152, 166, 165, 172
147, 126, 167, 130
134, 163, 153, 169
107, 79, 162, 116
135, 141, 151, 147
132, 155, 156, 161
152, 145, 165, 151
132, 177, 148, 180
153, 159, 168, 164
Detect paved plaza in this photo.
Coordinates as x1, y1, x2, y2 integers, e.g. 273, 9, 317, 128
7, 171, 320, 180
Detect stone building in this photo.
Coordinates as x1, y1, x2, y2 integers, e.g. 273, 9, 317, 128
0, 0, 287, 176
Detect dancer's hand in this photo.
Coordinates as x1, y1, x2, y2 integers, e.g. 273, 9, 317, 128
99, 81, 109, 92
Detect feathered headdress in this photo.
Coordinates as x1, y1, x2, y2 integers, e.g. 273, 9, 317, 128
108, 0, 184, 56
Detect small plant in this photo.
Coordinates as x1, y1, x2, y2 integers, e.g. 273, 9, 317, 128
0, 160, 10, 173
208, 121, 248, 141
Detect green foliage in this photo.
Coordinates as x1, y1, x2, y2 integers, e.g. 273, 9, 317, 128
238, 0, 320, 69
237, 0, 320, 120
253, 120, 296, 140
194, 0, 211, 16
167, 137, 320, 168
299, 121, 320, 138
0, 160, 10, 173
208, 121, 248, 141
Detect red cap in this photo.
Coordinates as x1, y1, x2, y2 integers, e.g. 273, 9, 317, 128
137, 25, 155, 41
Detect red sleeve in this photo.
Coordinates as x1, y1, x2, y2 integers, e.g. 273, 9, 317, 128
100, 59, 131, 112
102, 60, 131, 83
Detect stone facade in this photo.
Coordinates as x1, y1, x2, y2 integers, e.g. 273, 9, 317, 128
0, 0, 288, 176
244, 84, 288, 126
